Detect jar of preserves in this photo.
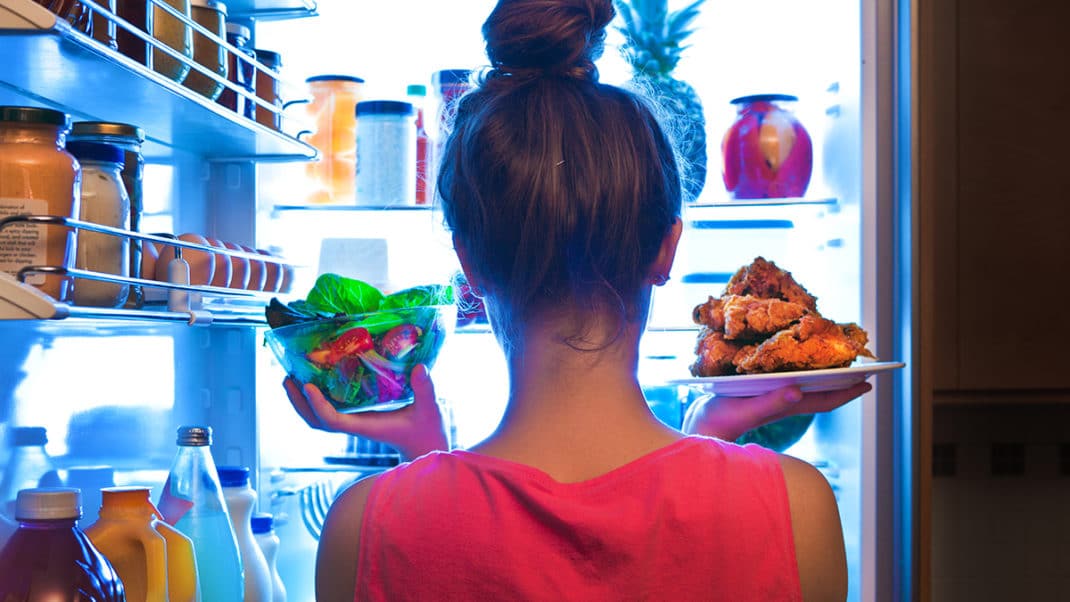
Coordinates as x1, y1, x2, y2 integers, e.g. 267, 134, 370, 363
254, 49, 283, 130
217, 23, 257, 120
354, 100, 416, 206
0, 106, 80, 302
115, 0, 193, 84
69, 121, 145, 308
183, 0, 227, 100
66, 141, 130, 308
301, 75, 363, 204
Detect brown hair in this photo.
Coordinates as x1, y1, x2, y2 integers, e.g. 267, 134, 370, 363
438, 0, 682, 349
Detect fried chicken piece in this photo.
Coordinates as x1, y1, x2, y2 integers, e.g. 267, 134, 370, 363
690, 328, 745, 377
724, 256, 818, 313
692, 296, 726, 329
734, 314, 876, 374
720, 295, 808, 340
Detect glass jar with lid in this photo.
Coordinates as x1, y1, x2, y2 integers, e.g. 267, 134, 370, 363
354, 100, 416, 206
217, 23, 257, 120
66, 141, 130, 308
116, 0, 193, 83
253, 49, 283, 130
69, 121, 145, 308
301, 75, 364, 204
183, 0, 228, 100
0, 106, 80, 302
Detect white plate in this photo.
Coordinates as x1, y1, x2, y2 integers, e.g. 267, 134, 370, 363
666, 361, 906, 397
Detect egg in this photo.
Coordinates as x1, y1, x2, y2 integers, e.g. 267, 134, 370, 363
140, 241, 159, 280
280, 263, 295, 294
257, 249, 282, 293
221, 241, 250, 289
155, 233, 215, 286
205, 237, 233, 288
240, 244, 267, 291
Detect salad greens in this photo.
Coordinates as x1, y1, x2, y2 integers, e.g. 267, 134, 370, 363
266, 273, 454, 329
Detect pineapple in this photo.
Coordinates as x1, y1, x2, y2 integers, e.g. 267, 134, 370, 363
614, 0, 708, 203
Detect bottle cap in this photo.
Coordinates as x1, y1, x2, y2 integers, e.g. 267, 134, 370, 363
15, 487, 81, 520
70, 120, 145, 143
355, 100, 415, 117
177, 425, 212, 446
11, 426, 47, 446
190, 0, 227, 15
226, 22, 251, 41
306, 74, 364, 84
0, 106, 70, 128
251, 512, 274, 534
406, 84, 427, 97
66, 141, 125, 166
217, 465, 250, 488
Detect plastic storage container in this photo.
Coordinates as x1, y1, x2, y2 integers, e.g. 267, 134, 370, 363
220, 466, 273, 602
67, 140, 131, 308
0, 488, 125, 601
184, 0, 228, 100
252, 512, 287, 602
0, 106, 80, 302
354, 100, 416, 206
69, 121, 147, 309
158, 426, 243, 601
0, 426, 64, 521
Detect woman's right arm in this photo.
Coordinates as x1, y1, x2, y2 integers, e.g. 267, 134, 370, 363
778, 454, 848, 601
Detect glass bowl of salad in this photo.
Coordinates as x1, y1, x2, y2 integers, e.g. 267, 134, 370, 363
265, 274, 455, 413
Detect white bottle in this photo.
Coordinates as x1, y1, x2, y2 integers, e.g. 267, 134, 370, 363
219, 466, 273, 602
251, 513, 286, 602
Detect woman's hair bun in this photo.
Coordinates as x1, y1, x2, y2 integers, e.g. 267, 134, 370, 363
482, 0, 615, 81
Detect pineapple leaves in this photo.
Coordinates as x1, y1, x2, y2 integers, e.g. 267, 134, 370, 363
669, 0, 706, 39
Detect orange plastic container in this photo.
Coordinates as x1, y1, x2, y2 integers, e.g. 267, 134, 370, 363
85, 486, 200, 602
301, 75, 364, 204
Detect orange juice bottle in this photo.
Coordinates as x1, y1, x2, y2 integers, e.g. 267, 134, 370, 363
85, 486, 201, 602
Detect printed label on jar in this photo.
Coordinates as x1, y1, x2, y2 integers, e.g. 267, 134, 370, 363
0, 198, 48, 285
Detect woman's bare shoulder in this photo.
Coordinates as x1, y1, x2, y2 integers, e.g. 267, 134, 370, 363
315, 473, 382, 602
776, 454, 848, 602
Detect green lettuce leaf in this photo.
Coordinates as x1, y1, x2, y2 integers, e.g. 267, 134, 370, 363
380, 284, 455, 310
305, 274, 384, 316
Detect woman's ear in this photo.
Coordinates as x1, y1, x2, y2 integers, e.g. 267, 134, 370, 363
649, 218, 683, 286
453, 235, 486, 297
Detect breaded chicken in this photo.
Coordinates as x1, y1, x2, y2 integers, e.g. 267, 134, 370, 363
734, 314, 876, 374
692, 294, 808, 340
690, 328, 745, 377
724, 256, 818, 312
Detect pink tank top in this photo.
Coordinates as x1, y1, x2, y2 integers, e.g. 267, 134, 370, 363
356, 436, 801, 601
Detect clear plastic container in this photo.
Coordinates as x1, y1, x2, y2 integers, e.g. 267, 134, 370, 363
0, 106, 80, 302
0, 426, 64, 522
158, 426, 243, 601
0, 487, 125, 601
67, 140, 131, 308
220, 466, 273, 602
354, 100, 416, 206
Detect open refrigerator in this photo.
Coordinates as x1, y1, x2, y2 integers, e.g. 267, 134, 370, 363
0, 0, 914, 600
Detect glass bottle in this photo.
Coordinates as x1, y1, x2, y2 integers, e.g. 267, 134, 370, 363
69, 121, 146, 309
0, 426, 63, 522
158, 426, 243, 601
253, 49, 284, 130
0, 106, 80, 302
406, 84, 430, 205
184, 0, 228, 100
252, 513, 286, 602
0, 487, 125, 601
67, 140, 131, 308
218, 23, 257, 120
220, 466, 272, 602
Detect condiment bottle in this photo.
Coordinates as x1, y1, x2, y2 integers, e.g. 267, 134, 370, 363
184, 0, 228, 100
69, 121, 147, 309
301, 75, 364, 204
0, 426, 64, 522
158, 426, 243, 602
253, 49, 283, 130
355, 100, 416, 206
84, 487, 170, 602
67, 140, 131, 308
0, 488, 125, 601
0, 106, 80, 302
220, 466, 272, 602
218, 23, 257, 120
406, 84, 430, 205
251, 513, 286, 602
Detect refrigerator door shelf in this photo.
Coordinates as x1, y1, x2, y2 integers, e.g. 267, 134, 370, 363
227, 0, 318, 21
0, 0, 317, 161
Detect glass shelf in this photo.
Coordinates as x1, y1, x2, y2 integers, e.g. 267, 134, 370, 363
0, 0, 317, 161
226, 0, 317, 20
